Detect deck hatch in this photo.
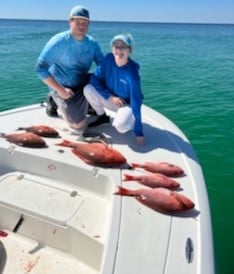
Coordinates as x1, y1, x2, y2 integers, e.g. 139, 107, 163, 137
0, 172, 83, 225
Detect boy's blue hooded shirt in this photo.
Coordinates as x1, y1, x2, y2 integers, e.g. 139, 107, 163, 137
90, 53, 144, 136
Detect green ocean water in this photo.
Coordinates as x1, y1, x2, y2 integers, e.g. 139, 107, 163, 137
0, 19, 234, 274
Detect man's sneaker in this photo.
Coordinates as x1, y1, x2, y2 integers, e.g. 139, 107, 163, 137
46, 96, 58, 117
88, 113, 110, 128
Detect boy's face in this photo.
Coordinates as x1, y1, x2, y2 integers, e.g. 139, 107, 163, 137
112, 40, 131, 64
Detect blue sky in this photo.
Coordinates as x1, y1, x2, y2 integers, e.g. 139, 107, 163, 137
1, 0, 234, 24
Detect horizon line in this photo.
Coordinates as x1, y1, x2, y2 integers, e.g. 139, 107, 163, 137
0, 17, 234, 26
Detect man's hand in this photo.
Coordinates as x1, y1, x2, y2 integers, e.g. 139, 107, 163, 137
59, 88, 74, 100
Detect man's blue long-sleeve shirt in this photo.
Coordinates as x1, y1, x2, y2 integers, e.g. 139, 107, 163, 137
90, 53, 144, 136
36, 30, 103, 88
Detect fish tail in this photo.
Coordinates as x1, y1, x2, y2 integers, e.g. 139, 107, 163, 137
113, 186, 135, 196
0, 133, 6, 138
55, 139, 74, 147
131, 163, 141, 169
123, 174, 134, 181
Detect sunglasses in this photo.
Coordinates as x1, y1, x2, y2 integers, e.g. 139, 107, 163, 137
113, 45, 129, 50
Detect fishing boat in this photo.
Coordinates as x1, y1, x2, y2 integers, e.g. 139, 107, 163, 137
0, 103, 214, 274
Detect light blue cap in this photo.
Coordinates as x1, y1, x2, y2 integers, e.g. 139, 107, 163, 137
111, 33, 133, 48
69, 5, 89, 20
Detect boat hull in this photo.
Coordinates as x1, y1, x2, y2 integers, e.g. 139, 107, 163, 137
0, 104, 214, 274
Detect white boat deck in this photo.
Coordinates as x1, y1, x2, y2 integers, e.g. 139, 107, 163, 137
0, 103, 214, 274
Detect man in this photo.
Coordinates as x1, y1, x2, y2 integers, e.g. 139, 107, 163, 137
36, 5, 103, 131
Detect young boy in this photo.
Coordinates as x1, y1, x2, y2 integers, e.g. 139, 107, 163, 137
84, 33, 144, 146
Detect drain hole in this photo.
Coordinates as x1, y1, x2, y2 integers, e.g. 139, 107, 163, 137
185, 237, 194, 263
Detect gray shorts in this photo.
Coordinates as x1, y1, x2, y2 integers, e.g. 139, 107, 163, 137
50, 89, 88, 124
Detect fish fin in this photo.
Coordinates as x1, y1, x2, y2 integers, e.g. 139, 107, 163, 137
138, 194, 147, 201
55, 139, 74, 147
